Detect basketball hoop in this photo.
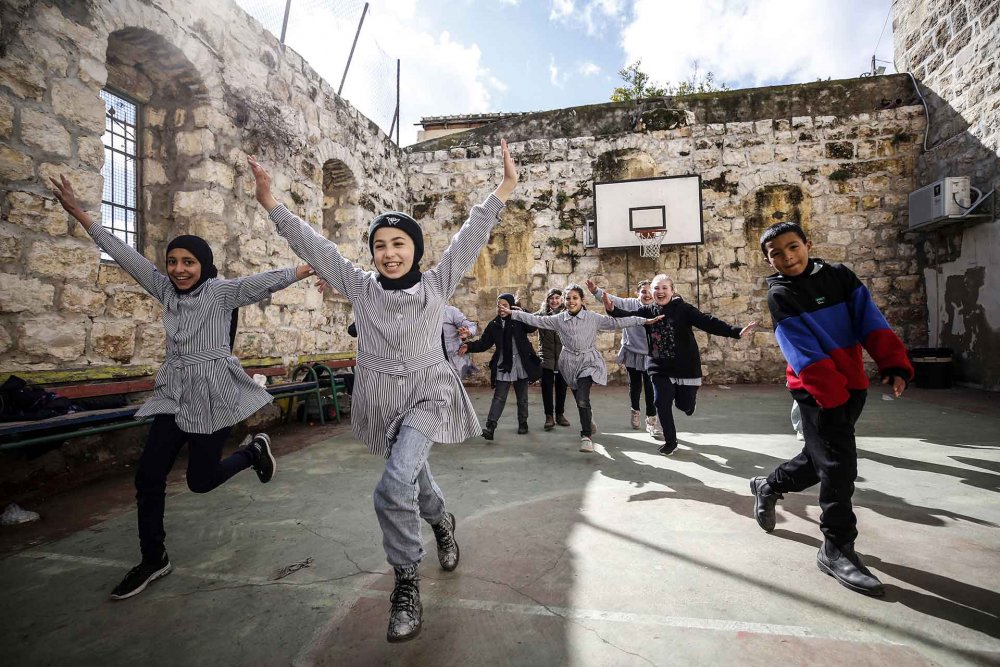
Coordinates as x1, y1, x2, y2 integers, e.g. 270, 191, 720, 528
634, 229, 667, 258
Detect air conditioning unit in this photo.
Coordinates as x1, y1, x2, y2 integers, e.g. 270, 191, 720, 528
908, 177, 971, 229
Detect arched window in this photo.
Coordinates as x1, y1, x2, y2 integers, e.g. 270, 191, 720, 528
99, 88, 141, 259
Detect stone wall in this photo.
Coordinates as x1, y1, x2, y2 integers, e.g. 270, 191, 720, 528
893, 0, 1000, 389
409, 76, 928, 384
0, 0, 405, 377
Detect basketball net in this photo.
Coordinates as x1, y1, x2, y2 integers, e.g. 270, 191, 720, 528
634, 229, 667, 258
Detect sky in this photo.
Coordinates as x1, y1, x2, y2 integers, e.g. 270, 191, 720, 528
235, 0, 896, 146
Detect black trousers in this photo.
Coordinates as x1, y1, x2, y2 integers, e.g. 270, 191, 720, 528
627, 367, 655, 416
540, 368, 567, 417
486, 379, 529, 425
570, 376, 595, 437
767, 390, 867, 546
136, 415, 253, 560
649, 374, 699, 444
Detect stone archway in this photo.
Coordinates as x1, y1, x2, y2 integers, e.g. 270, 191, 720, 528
322, 158, 360, 242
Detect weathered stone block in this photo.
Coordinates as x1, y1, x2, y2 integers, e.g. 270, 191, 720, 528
173, 190, 226, 217
50, 80, 104, 131
108, 290, 161, 322
0, 273, 55, 313
16, 314, 87, 360
188, 160, 235, 188
91, 320, 136, 362
175, 129, 215, 156
0, 146, 34, 181
0, 228, 20, 262
0, 324, 11, 354
38, 164, 103, 207
27, 239, 99, 282
5, 191, 68, 235
0, 97, 13, 138
61, 283, 106, 316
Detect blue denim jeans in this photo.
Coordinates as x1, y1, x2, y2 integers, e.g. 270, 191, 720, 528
373, 425, 446, 568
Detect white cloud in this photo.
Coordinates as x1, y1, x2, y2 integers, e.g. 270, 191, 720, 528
251, 0, 504, 145
551, 0, 624, 36
620, 0, 893, 89
579, 61, 602, 76
549, 55, 565, 87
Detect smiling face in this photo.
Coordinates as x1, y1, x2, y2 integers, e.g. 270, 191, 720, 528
637, 282, 653, 305
372, 227, 415, 279
547, 292, 563, 311
166, 248, 202, 290
651, 277, 674, 305
564, 288, 584, 314
764, 231, 812, 277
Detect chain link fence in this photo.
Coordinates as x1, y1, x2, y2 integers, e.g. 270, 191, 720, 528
234, 0, 399, 142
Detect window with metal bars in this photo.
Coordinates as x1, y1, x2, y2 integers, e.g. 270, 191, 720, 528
99, 89, 141, 261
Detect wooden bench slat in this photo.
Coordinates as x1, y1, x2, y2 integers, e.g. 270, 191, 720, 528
0, 407, 140, 436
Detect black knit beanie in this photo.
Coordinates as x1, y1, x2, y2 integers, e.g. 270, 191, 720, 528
367, 212, 424, 265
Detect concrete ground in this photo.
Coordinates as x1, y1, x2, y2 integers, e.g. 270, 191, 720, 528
1, 384, 998, 666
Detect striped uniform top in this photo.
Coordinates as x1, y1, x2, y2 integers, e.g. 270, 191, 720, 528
269, 195, 505, 457
509, 309, 646, 389
442, 304, 477, 379
86, 225, 299, 434
594, 288, 650, 368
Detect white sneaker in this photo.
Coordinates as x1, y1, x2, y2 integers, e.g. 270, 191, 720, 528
579, 436, 594, 453
796, 430, 805, 441
645, 415, 658, 435
630, 409, 641, 430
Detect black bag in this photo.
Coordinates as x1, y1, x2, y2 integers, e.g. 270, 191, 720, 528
0, 375, 75, 422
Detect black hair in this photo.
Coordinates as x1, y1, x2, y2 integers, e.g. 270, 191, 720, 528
636, 280, 651, 291
563, 283, 585, 300
759, 222, 807, 256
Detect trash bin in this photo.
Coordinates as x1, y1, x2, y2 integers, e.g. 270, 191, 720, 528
909, 347, 953, 389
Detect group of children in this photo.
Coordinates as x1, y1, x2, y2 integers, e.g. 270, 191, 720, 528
47, 136, 913, 643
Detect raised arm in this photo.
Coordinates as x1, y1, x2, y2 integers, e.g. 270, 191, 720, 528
50, 175, 173, 303
687, 303, 748, 338
589, 280, 635, 310
423, 139, 517, 297
249, 156, 366, 299
212, 265, 313, 309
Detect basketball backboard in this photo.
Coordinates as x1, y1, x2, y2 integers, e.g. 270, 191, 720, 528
592, 175, 703, 249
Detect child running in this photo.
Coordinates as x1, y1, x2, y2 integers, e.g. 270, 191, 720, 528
587, 278, 656, 434
50, 175, 314, 601
750, 222, 912, 597
500, 285, 660, 453
534, 288, 570, 431
459, 293, 541, 440
604, 275, 756, 455
248, 141, 517, 643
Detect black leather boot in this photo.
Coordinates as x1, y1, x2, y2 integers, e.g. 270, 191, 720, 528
749, 476, 782, 532
431, 512, 459, 571
816, 540, 884, 597
517, 421, 529, 434
387, 565, 422, 642
482, 420, 497, 441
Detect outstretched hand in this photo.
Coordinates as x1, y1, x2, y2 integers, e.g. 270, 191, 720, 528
247, 155, 278, 212
497, 300, 512, 318
882, 374, 906, 398
739, 321, 758, 338
493, 138, 518, 202
644, 315, 665, 325
49, 175, 94, 230
295, 265, 316, 281
585, 279, 598, 294
457, 343, 469, 356
457, 326, 471, 340
601, 292, 614, 312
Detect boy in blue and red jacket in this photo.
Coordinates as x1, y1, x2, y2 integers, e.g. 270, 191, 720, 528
750, 222, 913, 597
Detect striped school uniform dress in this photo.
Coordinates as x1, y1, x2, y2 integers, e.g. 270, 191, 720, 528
509, 309, 646, 389
86, 225, 298, 434
594, 289, 650, 370
269, 196, 505, 457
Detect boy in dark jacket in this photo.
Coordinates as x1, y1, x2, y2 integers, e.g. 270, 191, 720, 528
460, 293, 541, 440
605, 275, 755, 454
750, 222, 912, 597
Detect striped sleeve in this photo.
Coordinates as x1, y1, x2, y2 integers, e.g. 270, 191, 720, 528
596, 313, 647, 331
510, 310, 560, 331
423, 194, 504, 298
212, 267, 299, 309
269, 204, 366, 300
87, 225, 173, 303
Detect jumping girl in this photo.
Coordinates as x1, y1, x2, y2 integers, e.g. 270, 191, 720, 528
587, 278, 657, 435
604, 274, 756, 455
499, 285, 661, 453
248, 141, 517, 643
50, 175, 314, 601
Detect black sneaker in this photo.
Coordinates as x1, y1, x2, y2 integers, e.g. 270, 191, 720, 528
387, 565, 422, 642
657, 441, 678, 455
246, 433, 276, 483
431, 512, 459, 571
110, 553, 172, 600
517, 422, 529, 434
